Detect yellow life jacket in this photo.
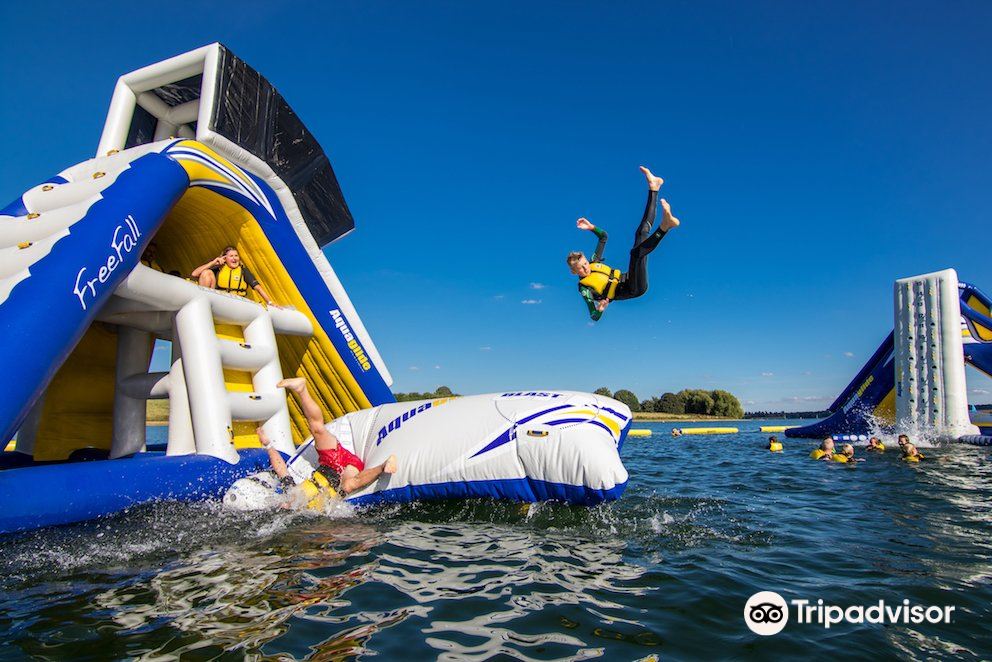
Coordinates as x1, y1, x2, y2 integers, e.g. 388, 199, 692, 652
298, 470, 340, 511
810, 449, 827, 459
217, 265, 249, 295
830, 453, 849, 463
578, 262, 622, 300
769, 442, 783, 452
903, 454, 921, 463
867, 443, 885, 452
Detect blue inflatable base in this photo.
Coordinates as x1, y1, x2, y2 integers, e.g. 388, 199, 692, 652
0, 449, 271, 535
349, 477, 628, 508
957, 435, 992, 446
1, 451, 627, 535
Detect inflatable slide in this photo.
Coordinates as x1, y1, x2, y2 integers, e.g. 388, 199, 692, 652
787, 273, 992, 440
0, 45, 631, 534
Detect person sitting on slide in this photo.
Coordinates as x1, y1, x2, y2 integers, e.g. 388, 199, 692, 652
566, 166, 680, 321
267, 377, 397, 505
191, 246, 277, 306
140, 241, 164, 272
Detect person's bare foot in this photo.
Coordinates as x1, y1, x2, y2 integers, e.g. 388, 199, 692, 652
384, 455, 398, 474
257, 426, 271, 446
640, 166, 664, 191
660, 198, 680, 231
277, 377, 307, 394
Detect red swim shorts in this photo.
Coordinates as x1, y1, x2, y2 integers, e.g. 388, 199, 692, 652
317, 444, 365, 473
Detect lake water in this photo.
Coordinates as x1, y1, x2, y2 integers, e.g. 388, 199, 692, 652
2, 421, 991, 659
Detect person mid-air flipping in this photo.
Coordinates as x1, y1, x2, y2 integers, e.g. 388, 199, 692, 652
566, 166, 680, 321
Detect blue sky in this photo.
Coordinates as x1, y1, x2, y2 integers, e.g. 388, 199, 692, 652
2, 2, 991, 410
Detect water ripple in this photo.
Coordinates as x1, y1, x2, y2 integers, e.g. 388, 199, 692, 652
2, 421, 991, 659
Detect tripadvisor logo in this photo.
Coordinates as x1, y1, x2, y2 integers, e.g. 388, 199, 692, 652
745, 591, 789, 636
744, 591, 956, 636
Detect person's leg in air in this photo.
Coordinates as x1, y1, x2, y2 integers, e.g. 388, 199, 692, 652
278, 377, 397, 495
615, 177, 680, 301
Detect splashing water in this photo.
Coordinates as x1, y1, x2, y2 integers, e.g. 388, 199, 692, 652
2, 420, 992, 659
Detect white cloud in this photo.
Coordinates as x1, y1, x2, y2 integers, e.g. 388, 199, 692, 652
844, 351, 855, 358
493, 294, 505, 300
970, 388, 990, 395
803, 370, 813, 376
761, 372, 774, 377
521, 299, 542, 305
781, 395, 830, 403
479, 346, 492, 351
408, 366, 420, 371
529, 282, 546, 290
434, 365, 441, 370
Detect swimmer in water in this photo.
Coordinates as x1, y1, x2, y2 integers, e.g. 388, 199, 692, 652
567, 166, 680, 321
838, 443, 857, 462
768, 436, 783, 452
260, 377, 398, 510
902, 442, 924, 462
866, 436, 885, 452
810, 437, 835, 460
897, 434, 910, 450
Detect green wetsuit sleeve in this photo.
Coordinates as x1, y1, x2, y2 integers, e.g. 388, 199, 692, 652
591, 226, 608, 263
580, 285, 603, 321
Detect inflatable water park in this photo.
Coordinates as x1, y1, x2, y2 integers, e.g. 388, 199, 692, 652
0, 45, 631, 534
2, 44, 990, 537
9, 7, 992, 658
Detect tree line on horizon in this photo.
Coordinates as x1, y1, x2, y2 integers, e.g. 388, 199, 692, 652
393, 386, 457, 402
392, 385, 746, 418
743, 409, 829, 419
594, 387, 744, 418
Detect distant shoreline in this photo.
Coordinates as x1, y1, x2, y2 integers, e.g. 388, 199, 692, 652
146, 400, 169, 424
148, 403, 799, 426
632, 413, 741, 422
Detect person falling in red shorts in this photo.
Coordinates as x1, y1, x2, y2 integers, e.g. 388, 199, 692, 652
260, 377, 397, 503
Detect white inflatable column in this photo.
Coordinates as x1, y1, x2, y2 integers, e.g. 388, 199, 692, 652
243, 314, 295, 455
894, 269, 979, 441
175, 296, 238, 463
166, 320, 195, 456
111, 326, 152, 458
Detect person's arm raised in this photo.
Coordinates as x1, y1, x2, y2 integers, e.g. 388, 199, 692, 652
191, 256, 224, 278
576, 218, 608, 263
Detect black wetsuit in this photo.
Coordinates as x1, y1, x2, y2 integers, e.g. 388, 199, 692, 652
579, 189, 668, 320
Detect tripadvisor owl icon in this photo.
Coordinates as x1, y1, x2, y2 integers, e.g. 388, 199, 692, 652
744, 591, 789, 636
